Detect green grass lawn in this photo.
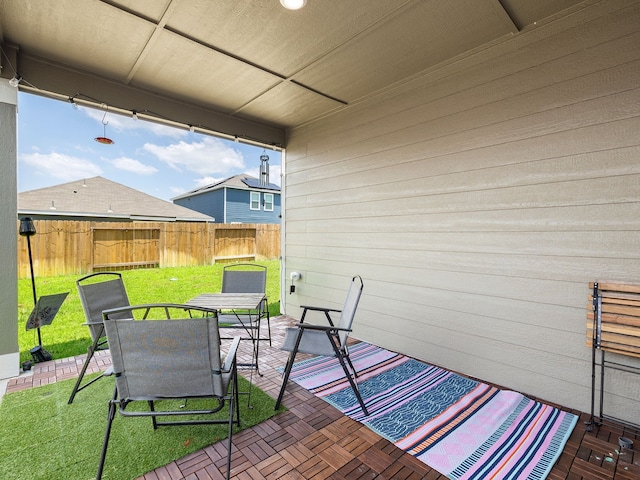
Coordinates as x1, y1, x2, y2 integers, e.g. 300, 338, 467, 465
18, 261, 281, 363
0, 372, 281, 480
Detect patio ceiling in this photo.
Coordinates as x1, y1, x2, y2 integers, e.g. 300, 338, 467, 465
0, 0, 585, 147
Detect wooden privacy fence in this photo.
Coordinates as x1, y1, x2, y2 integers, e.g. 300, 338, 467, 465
17, 220, 280, 278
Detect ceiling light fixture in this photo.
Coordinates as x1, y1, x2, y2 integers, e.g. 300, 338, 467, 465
280, 0, 306, 10
9, 74, 22, 87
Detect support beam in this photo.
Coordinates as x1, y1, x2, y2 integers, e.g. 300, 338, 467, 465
0, 79, 20, 380
14, 51, 286, 149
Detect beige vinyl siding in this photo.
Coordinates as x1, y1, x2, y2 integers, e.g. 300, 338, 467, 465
282, 0, 640, 423
0, 90, 19, 380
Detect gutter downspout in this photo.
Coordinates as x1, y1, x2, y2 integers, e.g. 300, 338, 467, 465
279, 149, 286, 315
223, 187, 227, 224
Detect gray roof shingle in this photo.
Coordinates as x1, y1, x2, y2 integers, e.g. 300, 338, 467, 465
171, 174, 280, 201
18, 176, 213, 222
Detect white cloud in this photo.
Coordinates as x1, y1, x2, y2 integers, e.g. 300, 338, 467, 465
193, 176, 225, 188
143, 137, 245, 175
144, 122, 187, 138
20, 152, 102, 180
270, 164, 282, 186
169, 185, 187, 196
112, 156, 158, 175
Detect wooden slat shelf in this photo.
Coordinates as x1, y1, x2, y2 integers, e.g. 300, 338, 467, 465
587, 281, 640, 431
587, 282, 640, 359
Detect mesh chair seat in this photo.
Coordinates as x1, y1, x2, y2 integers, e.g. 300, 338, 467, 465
280, 327, 338, 356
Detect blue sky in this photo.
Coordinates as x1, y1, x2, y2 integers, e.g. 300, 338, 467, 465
17, 93, 281, 201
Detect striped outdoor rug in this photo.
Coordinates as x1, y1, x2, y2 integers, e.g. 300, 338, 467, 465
286, 342, 578, 480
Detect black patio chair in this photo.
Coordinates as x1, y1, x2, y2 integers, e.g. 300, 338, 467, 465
275, 275, 369, 415
68, 272, 131, 404
97, 303, 240, 480
219, 263, 271, 345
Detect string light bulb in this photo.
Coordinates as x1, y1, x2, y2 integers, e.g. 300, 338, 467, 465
9, 74, 22, 87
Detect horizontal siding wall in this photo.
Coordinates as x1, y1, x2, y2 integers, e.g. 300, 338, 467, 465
173, 190, 225, 222
226, 189, 282, 224
283, 0, 640, 422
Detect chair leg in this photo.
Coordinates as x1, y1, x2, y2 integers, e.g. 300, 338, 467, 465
253, 320, 262, 377
96, 386, 118, 480
148, 401, 158, 430
225, 374, 236, 480
68, 335, 103, 404
275, 351, 297, 410
246, 364, 255, 410
344, 353, 358, 379
233, 366, 241, 427
266, 312, 271, 346
322, 332, 369, 416
336, 353, 369, 416
263, 301, 271, 346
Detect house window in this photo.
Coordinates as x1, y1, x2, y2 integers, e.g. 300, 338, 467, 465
250, 191, 260, 210
264, 193, 274, 211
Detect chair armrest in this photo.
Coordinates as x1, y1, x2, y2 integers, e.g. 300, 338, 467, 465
101, 305, 135, 320
295, 323, 352, 333
221, 336, 241, 372
82, 320, 103, 327
299, 305, 342, 326
300, 305, 342, 314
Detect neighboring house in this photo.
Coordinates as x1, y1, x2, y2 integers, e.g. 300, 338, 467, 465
18, 176, 213, 222
172, 174, 281, 224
